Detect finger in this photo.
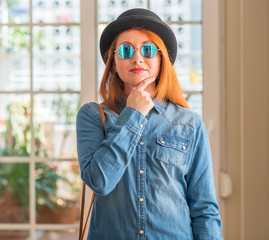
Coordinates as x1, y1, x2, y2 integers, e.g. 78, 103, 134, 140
136, 76, 156, 91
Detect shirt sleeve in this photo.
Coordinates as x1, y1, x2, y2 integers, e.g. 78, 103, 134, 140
185, 120, 223, 240
76, 103, 147, 196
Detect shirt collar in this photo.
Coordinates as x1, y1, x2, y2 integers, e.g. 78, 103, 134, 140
153, 98, 168, 114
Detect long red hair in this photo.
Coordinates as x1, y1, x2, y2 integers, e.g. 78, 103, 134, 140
99, 28, 189, 114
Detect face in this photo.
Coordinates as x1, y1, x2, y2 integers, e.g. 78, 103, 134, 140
114, 29, 161, 95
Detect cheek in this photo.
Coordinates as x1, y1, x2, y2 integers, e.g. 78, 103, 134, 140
149, 59, 161, 75
114, 57, 126, 73
114, 62, 128, 81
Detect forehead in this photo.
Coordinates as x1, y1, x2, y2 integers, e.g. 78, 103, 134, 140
116, 29, 151, 46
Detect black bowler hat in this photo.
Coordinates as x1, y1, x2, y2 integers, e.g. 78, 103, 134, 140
100, 8, 177, 65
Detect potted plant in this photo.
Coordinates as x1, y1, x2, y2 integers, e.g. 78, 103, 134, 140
0, 96, 80, 224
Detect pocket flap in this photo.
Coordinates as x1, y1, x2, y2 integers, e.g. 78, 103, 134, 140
156, 135, 191, 153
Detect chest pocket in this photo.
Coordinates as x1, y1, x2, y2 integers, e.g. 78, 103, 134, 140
156, 135, 192, 166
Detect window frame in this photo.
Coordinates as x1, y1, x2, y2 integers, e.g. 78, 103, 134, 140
0, 0, 84, 238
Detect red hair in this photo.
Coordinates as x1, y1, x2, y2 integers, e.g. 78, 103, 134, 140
99, 28, 189, 113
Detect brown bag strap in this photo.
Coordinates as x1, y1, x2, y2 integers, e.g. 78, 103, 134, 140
78, 182, 86, 239
79, 103, 105, 240
98, 103, 105, 130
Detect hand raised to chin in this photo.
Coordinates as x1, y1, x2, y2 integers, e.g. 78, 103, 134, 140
126, 76, 156, 116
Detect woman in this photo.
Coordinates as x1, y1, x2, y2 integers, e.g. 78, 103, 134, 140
77, 8, 223, 240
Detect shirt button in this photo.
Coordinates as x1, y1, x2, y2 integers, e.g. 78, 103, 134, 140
140, 230, 144, 235
139, 141, 144, 146
182, 146, 186, 150
139, 124, 143, 128
139, 170, 144, 174
139, 198, 144, 202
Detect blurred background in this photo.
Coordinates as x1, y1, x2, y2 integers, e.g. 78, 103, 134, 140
0, 0, 268, 239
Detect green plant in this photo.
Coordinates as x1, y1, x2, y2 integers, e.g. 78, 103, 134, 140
52, 94, 80, 157
35, 162, 68, 214
2, 97, 32, 156
0, 162, 67, 219
6, 27, 30, 53
62, 161, 81, 201
0, 163, 29, 218
0, 96, 80, 220
5, 27, 46, 54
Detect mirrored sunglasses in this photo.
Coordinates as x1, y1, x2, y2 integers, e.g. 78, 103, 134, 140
114, 43, 160, 59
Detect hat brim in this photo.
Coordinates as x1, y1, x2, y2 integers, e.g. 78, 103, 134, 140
100, 15, 177, 64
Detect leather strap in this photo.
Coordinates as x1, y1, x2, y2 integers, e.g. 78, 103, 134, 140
79, 103, 105, 240
78, 182, 86, 239
98, 103, 105, 130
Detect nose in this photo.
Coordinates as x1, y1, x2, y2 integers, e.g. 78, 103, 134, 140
131, 48, 143, 63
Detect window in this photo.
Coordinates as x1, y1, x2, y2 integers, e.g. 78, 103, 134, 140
0, 0, 81, 238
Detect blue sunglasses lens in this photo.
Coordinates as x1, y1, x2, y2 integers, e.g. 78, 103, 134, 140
117, 43, 158, 59
141, 43, 158, 58
118, 44, 134, 59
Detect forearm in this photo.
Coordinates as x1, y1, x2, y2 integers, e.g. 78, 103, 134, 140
190, 195, 223, 240
186, 121, 223, 239
77, 104, 147, 195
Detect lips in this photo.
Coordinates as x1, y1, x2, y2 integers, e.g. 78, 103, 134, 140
130, 68, 147, 74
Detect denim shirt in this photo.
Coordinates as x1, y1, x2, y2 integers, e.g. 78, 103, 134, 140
76, 99, 223, 240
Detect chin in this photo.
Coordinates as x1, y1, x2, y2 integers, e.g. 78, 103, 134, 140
133, 79, 145, 87
127, 78, 143, 85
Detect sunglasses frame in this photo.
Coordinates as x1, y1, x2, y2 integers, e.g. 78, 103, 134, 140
114, 43, 161, 60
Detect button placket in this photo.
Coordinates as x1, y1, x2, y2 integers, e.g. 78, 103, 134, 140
138, 130, 146, 238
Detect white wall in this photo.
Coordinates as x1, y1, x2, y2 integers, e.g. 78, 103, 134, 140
226, 0, 269, 239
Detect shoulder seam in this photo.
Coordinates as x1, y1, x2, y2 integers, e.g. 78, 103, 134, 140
80, 102, 103, 123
